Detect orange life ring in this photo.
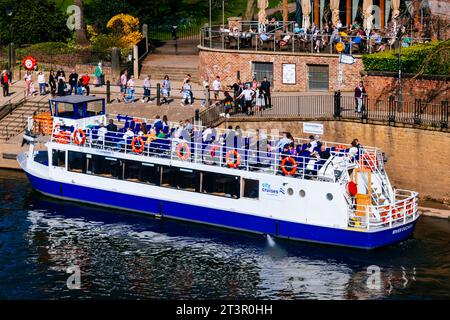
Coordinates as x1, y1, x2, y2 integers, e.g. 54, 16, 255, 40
176, 142, 191, 161
131, 136, 145, 154
73, 129, 86, 145
335, 144, 344, 153
281, 156, 297, 176
226, 150, 241, 169
53, 125, 70, 144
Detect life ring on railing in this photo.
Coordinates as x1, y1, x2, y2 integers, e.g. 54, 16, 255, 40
335, 144, 344, 153
176, 142, 191, 161
281, 156, 297, 176
73, 129, 86, 145
53, 125, 70, 144
131, 136, 145, 154
226, 150, 241, 169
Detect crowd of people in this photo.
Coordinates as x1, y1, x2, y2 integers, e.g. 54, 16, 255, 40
16, 62, 104, 98
202, 75, 272, 116
217, 17, 423, 54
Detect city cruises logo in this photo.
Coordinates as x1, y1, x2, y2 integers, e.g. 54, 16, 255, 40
261, 183, 284, 196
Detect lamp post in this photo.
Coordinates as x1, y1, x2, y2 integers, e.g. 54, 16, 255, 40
6, 6, 13, 81
222, 0, 225, 27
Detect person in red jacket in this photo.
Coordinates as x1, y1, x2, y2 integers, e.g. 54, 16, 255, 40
1, 70, 9, 97
81, 73, 90, 96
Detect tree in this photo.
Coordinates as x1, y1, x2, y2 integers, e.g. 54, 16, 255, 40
74, 0, 89, 45
244, 0, 257, 20
3, 0, 71, 44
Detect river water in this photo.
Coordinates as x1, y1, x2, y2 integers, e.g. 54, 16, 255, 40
0, 169, 449, 300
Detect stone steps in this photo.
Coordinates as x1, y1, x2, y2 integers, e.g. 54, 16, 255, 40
0, 103, 41, 141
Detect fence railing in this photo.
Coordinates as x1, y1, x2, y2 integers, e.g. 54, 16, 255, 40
200, 24, 431, 55
148, 25, 201, 42
196, 93, 448, 130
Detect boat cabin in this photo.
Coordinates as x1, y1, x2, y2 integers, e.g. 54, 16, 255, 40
49, 96, 106, 130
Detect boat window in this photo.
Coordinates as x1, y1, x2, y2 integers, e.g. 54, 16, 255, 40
68, 151, 87, 173
88, 155, 122, 179
202, 172, 240, 199
161, 166, 177, 188
56, 102, 75, 119
51, 149, 65, 167
86, 100, 104, 117
175, 168, 200, 192
243, 178, 259, 199
123, 160, 161, 186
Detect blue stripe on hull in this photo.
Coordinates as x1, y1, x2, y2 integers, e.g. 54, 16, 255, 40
25, 173, 417, 250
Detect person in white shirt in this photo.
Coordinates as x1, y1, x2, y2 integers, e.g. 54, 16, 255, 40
212, 76, 221, 101
37, 72, 46, 95
180, 80, 193, 106
141, 75, 151, 103
96, 123, 108, 145
24, 71, 32, 96
125, 76, 135, 103
237, 85, 255, 115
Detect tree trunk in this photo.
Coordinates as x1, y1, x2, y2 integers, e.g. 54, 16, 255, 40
244, 0, 257, 20
74, 0, 89, 45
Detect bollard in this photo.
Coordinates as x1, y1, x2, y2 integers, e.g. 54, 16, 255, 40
106, 80, 111, 104
156, 83, 161, 105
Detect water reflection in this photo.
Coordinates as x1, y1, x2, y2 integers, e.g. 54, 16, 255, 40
0, 170, 449, 299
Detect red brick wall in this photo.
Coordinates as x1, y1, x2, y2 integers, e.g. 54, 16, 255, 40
199, 47, 364, 92
364, 74, 449, 103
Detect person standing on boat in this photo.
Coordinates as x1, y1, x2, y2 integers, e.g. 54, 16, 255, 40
354, 81, 366, 113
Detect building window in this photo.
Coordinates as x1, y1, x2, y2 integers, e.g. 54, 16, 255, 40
68, 151, 87, 173
202, 172, 240, 199
307, 64, 329, 91
252, 62, 273, 83
52, 149, 65, 167
243, 178, 259, 199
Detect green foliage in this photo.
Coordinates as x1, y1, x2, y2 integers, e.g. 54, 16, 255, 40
362, 40, 450, 76
16, 42, 71, 57
0, 0, 71, 45
91, 34, 128, 60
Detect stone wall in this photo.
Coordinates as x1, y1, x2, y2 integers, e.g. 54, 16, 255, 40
199, 47, 364, 92
364, 72, 449, 103
218, 118, 450, 203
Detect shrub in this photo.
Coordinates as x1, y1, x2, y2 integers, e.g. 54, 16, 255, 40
362, 40, 450, 76
16, 42, 72, 58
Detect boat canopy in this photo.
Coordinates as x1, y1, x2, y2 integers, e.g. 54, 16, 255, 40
49, 96, 105, 120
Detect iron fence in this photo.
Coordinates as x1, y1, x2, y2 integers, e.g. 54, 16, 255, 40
148, 25, 201, 42
194, 92, 448, 130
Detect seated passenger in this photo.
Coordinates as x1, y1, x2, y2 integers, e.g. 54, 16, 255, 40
117, 127, 134, 151
144, 129, 157, 144
106, 119, 118, 132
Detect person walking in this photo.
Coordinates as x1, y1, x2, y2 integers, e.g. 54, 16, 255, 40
124, 75, 135, 103
37, 71, 46, 95
68, 69, 78, 95
260, 76, 271, 109
237, 84, 255, 116
24, 71, 32, 96
141, 75, 152, 103
354, 81, 366, 113
1, 70, 9, 97
161, 75, 170, 104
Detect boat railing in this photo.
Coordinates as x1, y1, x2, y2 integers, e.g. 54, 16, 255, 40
49, 127, 366, 182
348, 189, 418, 230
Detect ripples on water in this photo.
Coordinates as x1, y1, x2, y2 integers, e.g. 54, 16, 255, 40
0, 169, 449, 300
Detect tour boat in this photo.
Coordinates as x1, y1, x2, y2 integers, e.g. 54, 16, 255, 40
18, 96, 419, 250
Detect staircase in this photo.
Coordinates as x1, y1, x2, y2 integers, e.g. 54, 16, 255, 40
140, 65, 200, 84
0, 100, 46, 142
